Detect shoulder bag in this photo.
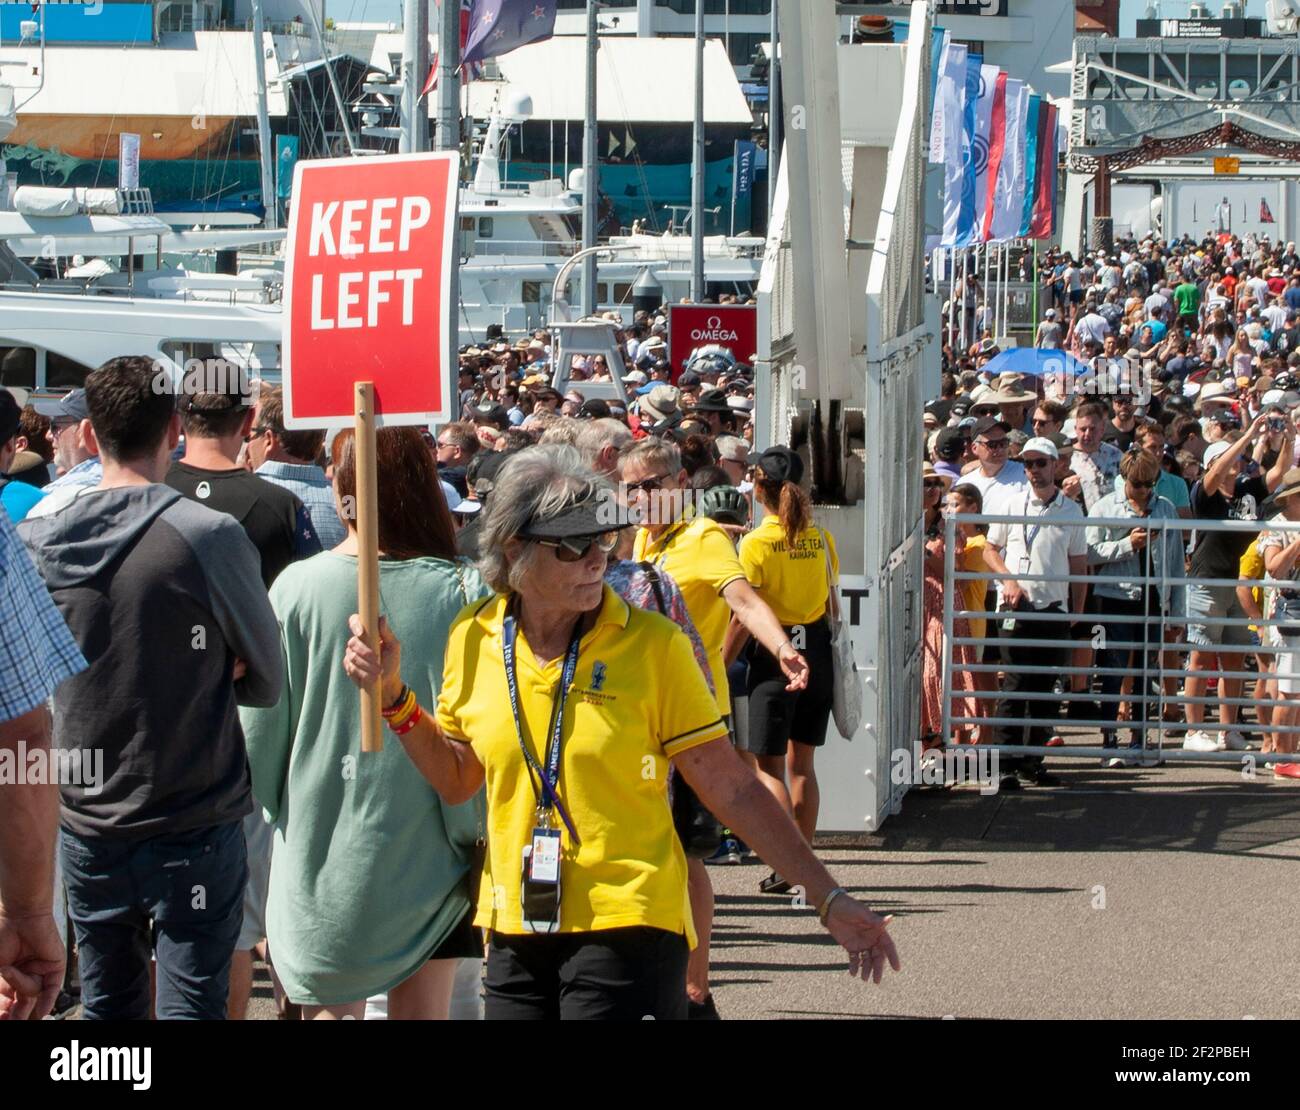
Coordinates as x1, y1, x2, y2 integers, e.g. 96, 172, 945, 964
822, 531, 862, 740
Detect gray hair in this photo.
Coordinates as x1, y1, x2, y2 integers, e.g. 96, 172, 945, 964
477, 444, 611, 595
618, 437, 680, 478
574, 418, 633, 469
538, 417, 583, 447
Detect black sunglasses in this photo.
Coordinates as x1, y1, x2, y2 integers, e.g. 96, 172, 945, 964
624, 474, 672, 494
978, 438, 1009, 450
527, 531, 620, 562
242, 425, 269, 443
1128, 479, 1155, 490
1022, 457, 1053, 470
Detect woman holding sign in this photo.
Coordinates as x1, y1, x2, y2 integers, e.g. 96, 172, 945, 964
244, 428, 487, 1019
342, 445, 899, 1020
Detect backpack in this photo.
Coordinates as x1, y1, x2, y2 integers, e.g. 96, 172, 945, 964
641, 561, 724, 860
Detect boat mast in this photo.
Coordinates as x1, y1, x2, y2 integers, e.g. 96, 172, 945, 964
691, 0, 704, 302
581, 0, 599, 317
305, 0, 358, 154
768, 0, 780, 227
400, 0, 429, 152
251, 0, 277, 228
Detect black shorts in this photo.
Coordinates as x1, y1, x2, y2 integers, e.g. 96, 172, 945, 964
1069, 289, 1084, 305
429, 906, 483, 961
483, 927, 688, 1020
743, 618, 835, 757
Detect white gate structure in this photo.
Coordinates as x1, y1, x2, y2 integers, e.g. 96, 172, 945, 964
755, 1, 932, 831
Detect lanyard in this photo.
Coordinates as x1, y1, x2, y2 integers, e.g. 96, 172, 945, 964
646, 519, 689, 571
1020, 491, 1058, 559
501, 608, 582, 844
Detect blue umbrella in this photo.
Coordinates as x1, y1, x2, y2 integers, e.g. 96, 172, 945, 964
980, 348, 1091, 380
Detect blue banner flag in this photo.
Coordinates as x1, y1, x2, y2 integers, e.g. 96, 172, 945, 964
955, 52, 982, 248
462, 0, 557, 66
275, 135, 299, 200
1021, 94, 1041, 238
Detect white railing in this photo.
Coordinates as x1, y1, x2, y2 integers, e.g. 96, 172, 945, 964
940, 512, 1300, 767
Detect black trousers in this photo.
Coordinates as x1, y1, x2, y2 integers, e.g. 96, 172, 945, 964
484, 927, 689, 1020
993, 601, 1070, 769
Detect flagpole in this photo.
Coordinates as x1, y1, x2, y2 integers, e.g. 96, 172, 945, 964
434, 0, 460, 153
1032, 238, 1039, 332
581, 0, 599, 317
437, 0, 461, 350
959, 248, 968, 352
983, 243, 991, 342
951, 248, 961, 350
251, 0, 276, 229
691, 0, 706, 303
400, 0, 428, 153
767, 0, 781, 230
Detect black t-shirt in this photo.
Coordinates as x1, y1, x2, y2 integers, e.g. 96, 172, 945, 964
166, 462, 320, 588
1103, 421, 1137, 452
1189, 472, 1269, 579
1277, 324, 1300, 356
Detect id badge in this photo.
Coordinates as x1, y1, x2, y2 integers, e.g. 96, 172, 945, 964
1017, 556, 1031, 575
529, 827, 561, 884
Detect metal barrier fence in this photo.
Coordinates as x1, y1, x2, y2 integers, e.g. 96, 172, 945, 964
940, 511, 1300, 767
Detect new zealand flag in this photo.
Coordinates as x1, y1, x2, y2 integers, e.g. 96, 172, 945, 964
462, 0, 557, 67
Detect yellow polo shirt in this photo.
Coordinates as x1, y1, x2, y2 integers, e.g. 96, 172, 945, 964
738, 515, 840, 627
633, 516, 748, 713
435, 586, 727, 943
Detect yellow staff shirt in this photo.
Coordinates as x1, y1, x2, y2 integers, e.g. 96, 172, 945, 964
633, 517, 748, 713
738, 515, 840, 627
435, 586, 728, 943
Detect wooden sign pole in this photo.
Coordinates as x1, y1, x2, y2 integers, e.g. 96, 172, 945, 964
355, 381, 383, 753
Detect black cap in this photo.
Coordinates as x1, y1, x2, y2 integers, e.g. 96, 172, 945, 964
471, 402, 510, 429
519, 483, 611, 539
466, 448, 517, 500
1047, 431, 1075, 451
689, 388, 732, 413
576, 398, 611, 421
746, 445, 804, 485
677, 370, 702, 388
934, 426, 969, 461
972, 415, 1011, 438
0, 388, 20, 443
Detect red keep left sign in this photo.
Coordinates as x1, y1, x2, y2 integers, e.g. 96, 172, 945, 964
282, 152, 460, 428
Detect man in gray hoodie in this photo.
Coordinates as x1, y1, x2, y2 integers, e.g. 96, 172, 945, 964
19, 356, 282, 1020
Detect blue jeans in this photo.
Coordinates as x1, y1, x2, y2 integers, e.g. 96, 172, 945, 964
62, 819, 247, 1020
1097, 595, 1162, 748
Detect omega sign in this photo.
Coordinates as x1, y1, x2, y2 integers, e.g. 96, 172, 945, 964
667, 304, 758, 382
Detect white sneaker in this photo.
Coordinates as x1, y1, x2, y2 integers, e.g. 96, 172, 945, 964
1223, 730, 1250, 751
1183, 730, 1220, 752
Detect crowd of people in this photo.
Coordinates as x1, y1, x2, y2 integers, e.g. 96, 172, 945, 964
0, 306, 900, 1022
929, 230, 1300, 787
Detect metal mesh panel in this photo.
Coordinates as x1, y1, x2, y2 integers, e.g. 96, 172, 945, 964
861, 9, 930, 824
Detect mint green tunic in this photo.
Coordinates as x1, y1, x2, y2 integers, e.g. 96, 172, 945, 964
242, 552, 487, 1006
